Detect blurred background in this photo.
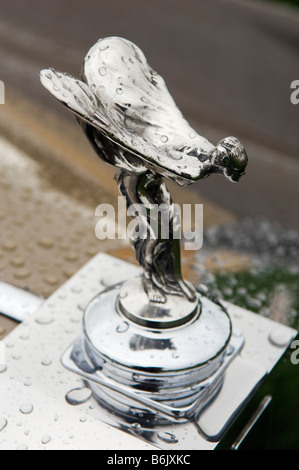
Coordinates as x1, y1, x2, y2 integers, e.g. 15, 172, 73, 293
0, 0, 299, 337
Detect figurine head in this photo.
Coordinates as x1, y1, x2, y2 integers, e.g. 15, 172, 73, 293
212, 136, 248, 182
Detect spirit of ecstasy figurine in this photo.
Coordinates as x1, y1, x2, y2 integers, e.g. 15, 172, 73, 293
40, 37, 248, 424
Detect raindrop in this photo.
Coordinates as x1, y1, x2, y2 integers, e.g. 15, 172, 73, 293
131, 422, 142, 434
41, 435, 51, 445
132, 373, 140, 382
10, 256, 25, 267
99, 67, 107, 76
268, 330, 291, 348
170, 154, 183, 161
44, 276, 59, 286
160, 135, 168, 143
41, 358, 52, 366
65, 252, 78, 261
0, 417, 7, 432
225, 344, 234, 356
38, 237, 53, 249
35, 316, 54, 325
0, 364, 7, 373
14, 269, 30, 280
116, 88, 123, 95
16, 444, 28, 450
3, 241, 16, 251
157, 432, 178, 444
171, 352, 179, 359
71, 287, 82, 294
65, 387, 92, 406
19, 333, 29, 340
116, 321, 129, 333
19, 403, 33, 415
45, 72, 52, 80
232, 329, 243, 338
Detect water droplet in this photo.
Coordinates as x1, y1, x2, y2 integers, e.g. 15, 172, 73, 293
160, 135, 168, 143
116, 321, 129, 333
232, 329, 243, 338
116, 88, 123, 95
170, 154, 183, 161
131, 422, 142, 434
41, 358, 52, 366
41, 435, 51, 445
45, 276, 59, 286
268, 330, 291, 348
65, 252, 78, 261
0, 417, 7, 431
188, 132, 197, 139
171, 352, 180, 359
19, 333, 29, 340
10, 256, 25, 267
19, 403, 33, 415
157, 432, 178, 444
0, 364, 7, 373
14, 269, 30, 280
99, 67, 107, 76
132, 373, 140, 382
65, 387, 92, 405
38, 237, 53, 248
71, 286, 82, 294
16, 444, 28, 450
225, 344, 234, 356
45, 72, 52, 80
3, 241, 16, 251
35, 316, 54, 325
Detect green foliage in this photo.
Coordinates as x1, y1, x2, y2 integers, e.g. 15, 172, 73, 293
205, 265, 299, 329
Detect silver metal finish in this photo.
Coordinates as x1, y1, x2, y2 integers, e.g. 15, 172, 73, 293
0, 280, 43, 322
40, 38, 248, 425
231, 395, 272, 450
0, 254, 297, 450
40, 36, 248, 310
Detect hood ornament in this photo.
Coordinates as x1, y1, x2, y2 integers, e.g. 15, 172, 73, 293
40, 37, 248, 424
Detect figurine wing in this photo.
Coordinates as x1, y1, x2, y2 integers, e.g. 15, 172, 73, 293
41, 51, 215, 185
40, 69, 110, 129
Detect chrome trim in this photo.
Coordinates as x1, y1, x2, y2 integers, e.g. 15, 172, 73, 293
0, 280, 43, 322
231, 395, 272, 450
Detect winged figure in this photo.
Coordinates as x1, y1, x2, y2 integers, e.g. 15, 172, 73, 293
40, 37, 247, 304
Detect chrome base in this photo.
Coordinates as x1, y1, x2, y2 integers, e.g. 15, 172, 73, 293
62, 279, 243, 424
1, 254, 297, 449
